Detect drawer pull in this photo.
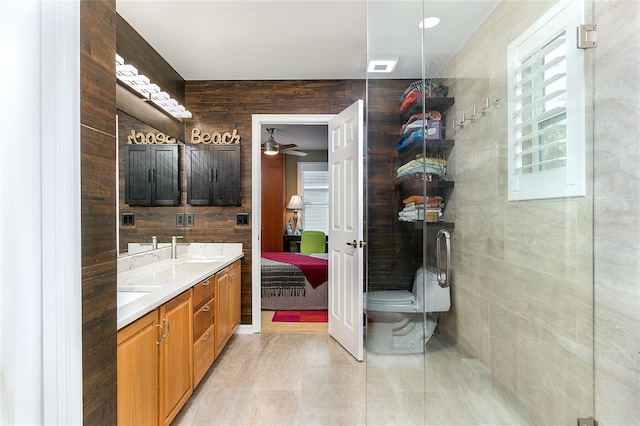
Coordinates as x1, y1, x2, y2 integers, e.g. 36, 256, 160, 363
203, 332, 210, 341
202, 305, 211, 312
202, 279, 211, 286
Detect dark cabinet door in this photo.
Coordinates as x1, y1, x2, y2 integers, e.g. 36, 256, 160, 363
213, 145, 241, 205
186, 145, 241, 206
125, 145, 152, 205
125, 145, 179, 206
151, 145, 179, 206
186, 145, 214, 205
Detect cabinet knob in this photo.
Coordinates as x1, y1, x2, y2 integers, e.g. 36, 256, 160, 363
202, 279, 211, 286
203, 332, 210, 341
202, 305, 211, 312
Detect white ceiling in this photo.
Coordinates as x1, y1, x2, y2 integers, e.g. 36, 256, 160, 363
116, 0, 500, 81
116, 0, 500, 148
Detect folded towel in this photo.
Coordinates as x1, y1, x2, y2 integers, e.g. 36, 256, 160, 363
403, 195, 424, 205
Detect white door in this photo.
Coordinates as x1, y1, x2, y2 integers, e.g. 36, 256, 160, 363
328, 100, 364, 361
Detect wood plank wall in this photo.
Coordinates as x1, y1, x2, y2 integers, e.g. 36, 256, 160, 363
186, 80, 365, 324
366, 79, 423, 291
80, 1, 117, 424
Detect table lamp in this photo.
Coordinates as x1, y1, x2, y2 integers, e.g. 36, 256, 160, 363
286, 195, 304, 235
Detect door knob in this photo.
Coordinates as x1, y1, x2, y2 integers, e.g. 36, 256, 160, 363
346, 240, 357, 247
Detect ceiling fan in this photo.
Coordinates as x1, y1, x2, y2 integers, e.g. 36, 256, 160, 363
261, 128, 307, 157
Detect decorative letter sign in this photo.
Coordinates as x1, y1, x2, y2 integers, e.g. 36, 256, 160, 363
190, 128, 241, 144
126, 129, 177, 144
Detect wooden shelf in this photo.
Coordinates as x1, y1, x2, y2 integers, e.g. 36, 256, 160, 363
397, 140, 454, 164
400, 221, 455, 230
395, 179, 454, 194
401, 97, 455, 123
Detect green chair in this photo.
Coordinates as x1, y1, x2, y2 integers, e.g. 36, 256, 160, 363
299, 230, 326, 253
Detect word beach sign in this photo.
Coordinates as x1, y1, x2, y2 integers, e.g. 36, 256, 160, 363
190, 128, 240, 144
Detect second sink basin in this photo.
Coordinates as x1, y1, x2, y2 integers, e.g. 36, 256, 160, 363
117, 291, 150, 308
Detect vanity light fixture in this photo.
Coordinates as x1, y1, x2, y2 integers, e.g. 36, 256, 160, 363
419, 16, 440, 29
367, 58, 398, 73
115, 53, 192, 119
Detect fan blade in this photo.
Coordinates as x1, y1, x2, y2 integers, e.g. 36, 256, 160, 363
277, 143, 297, 149
281, 149, 307, 157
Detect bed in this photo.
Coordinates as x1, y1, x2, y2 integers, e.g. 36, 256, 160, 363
261, 252, 328, 310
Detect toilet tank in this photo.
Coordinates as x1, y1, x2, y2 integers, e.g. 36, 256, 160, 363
412, 266, 451, 312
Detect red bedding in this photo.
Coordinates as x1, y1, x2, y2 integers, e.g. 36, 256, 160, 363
261, 252, 328, 289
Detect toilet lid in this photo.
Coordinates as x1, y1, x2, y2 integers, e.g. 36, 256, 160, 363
365, 290, 415, 304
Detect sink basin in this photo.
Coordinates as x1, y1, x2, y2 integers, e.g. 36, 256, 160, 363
117, 291, 150, 308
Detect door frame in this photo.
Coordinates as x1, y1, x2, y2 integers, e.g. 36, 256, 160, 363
250, 114, 335, 333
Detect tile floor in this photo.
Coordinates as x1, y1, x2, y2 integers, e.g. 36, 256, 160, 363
174, 332, 529, 426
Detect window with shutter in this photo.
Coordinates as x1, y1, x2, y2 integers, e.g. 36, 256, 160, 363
297, 162, 329, 234
507, 0, 586, 201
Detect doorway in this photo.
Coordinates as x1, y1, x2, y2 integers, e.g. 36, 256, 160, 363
250, 114, 335, 333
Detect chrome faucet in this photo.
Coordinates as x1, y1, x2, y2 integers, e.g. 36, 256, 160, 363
151, 236, 158, 250
171, 236, 183, 259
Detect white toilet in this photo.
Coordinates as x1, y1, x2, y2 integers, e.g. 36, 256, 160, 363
364, 266, 450, 354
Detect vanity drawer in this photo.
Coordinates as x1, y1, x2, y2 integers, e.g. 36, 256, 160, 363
192, 275, 214, 310
193, 323, 216, 387
193, 296, 214, 340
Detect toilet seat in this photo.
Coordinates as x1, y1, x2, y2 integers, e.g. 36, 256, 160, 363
364, 290, 420, 313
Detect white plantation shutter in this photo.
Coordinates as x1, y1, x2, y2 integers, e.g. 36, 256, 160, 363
507, 0, 586, 201
298, 163, 329, 234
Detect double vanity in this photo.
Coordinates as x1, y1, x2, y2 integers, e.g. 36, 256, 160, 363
117, 243, 243, 426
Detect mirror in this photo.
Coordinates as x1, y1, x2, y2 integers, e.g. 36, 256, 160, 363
117, 111, 187, 256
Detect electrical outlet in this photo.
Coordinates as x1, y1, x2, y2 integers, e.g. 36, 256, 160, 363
236, 213, 249, 226
122, 213, 135, 226
176, 213, 185, 226
185, 213, 194, 227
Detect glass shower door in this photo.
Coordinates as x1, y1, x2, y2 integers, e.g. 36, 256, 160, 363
365, 1, 596, 424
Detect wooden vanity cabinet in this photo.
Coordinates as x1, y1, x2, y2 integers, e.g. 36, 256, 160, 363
214, 260, 241, 357
117, 310, 159, 426
158, 291, 193, 426
117, 290, 192, 426
192, 275, 216, 387
229, 260, 241, 331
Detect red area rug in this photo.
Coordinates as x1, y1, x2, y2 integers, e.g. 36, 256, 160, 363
272, 310, 328, 323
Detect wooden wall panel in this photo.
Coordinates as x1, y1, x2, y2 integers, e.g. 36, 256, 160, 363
80, 1, 117, 424
185, 80, 365, 324
261, 155, 284, 252
366, 79, 421, 291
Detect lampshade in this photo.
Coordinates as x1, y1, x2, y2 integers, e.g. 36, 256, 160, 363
286, 195, 304, 210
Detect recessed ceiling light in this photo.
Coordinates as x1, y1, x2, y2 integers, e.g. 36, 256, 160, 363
419, 17, 440, 29
367, 59, 398, 73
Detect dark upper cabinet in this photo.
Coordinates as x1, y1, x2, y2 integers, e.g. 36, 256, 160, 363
186, 144, 241, 206
124, 145, 179, 206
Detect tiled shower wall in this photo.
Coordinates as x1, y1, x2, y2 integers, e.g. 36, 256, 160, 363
438, 0, 639, 424
592, 1, 640, 423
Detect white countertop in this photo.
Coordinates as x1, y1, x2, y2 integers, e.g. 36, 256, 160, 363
117, 243, 243, 330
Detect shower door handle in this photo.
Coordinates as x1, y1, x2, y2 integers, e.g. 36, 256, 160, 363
436, 229, 451, 288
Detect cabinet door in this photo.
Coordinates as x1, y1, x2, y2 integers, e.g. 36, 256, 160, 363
158, 291, 193, 426
124, 145, 152, 205
229, 261, 241, 331
151, 145, 180, 206
186, 145, 214, 205
213, 145, 241, 205
117, 310, 159, 426
214, 268, 230, 357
